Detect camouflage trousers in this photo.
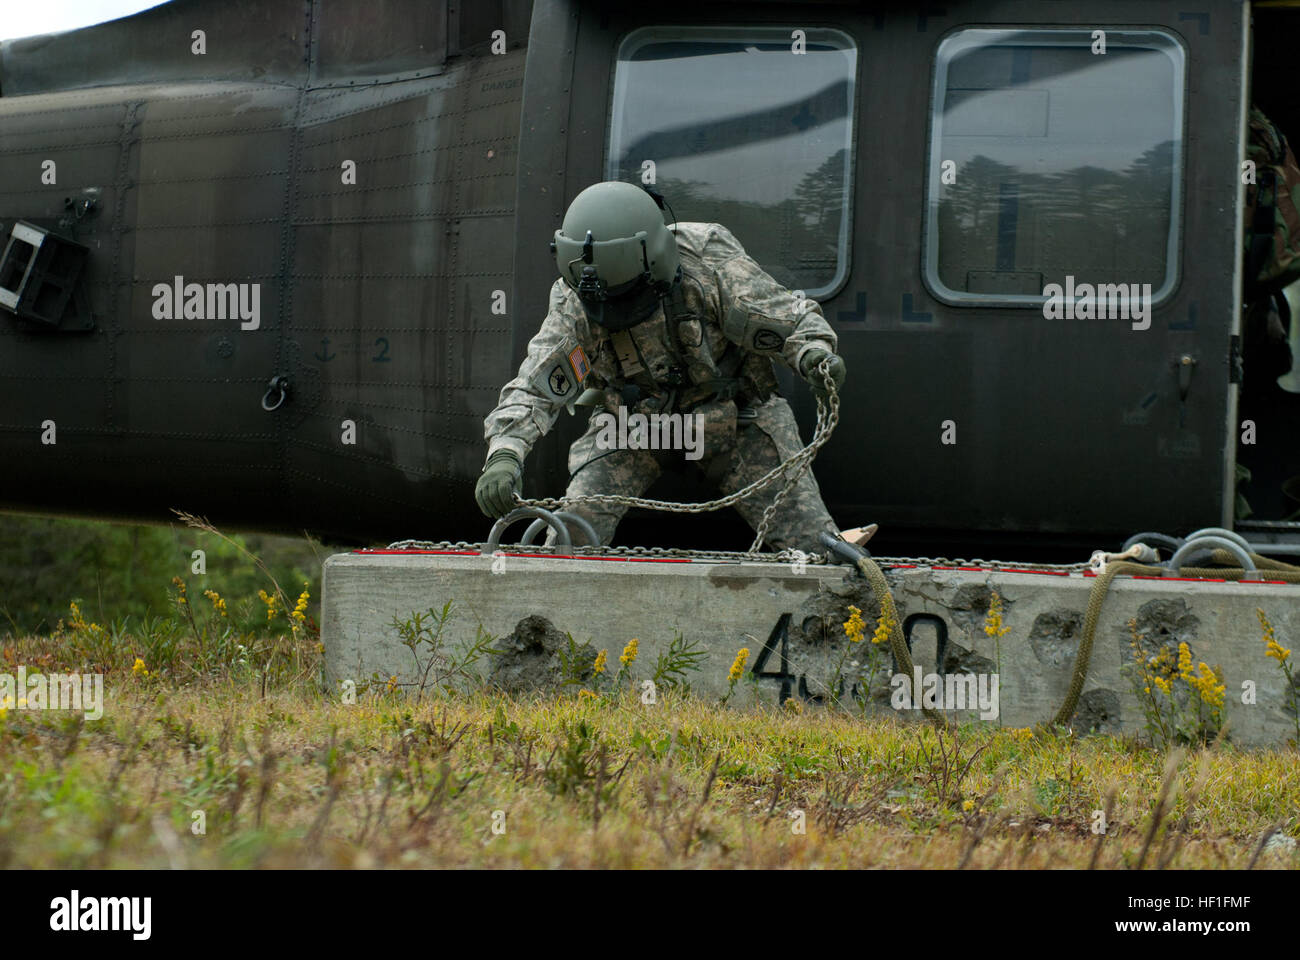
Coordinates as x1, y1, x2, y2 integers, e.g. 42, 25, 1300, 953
554, 396, 837, 554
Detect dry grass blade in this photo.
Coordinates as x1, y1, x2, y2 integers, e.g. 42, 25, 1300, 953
1246, 820, 1285, 870
1135, 748, 1184, 870
681, 752, 721, 857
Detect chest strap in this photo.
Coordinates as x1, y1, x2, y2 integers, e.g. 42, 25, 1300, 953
599, 283, 755, 410
666, 281, 747, 408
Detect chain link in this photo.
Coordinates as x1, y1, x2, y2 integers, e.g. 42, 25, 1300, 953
379, 538, 1089, 573
512, 356, 842, 554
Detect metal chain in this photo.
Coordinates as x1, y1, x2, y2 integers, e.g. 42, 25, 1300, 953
379, 538, 1090, 573
513, 356, 842, 554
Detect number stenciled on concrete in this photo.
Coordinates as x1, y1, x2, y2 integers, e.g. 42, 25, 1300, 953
751, 610, 952, 704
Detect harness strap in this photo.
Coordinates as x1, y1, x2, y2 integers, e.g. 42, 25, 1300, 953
600, 277, 763, 411
667, 279, 751, 409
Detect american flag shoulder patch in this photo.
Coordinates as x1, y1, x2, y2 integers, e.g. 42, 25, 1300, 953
568, 344, 590, 383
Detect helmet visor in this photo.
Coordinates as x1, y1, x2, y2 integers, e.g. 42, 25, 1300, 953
582, 278, 660, 330
578, 276, 662, 331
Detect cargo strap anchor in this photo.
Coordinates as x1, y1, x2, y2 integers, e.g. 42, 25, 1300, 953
482, 506, 572, 553
1058, 530, 1300, 727
520, 510, 600, 547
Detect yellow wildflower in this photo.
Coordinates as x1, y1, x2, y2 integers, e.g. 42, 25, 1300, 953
728, 647, 750, 683
291, 584, 310, 624
67, 600, 104, 635
1183, 661, 1226, 709
962, 799, 974, 812
203, 589, 227, 617
578, 689, 598, 701
258, 589, 278, 623
843, 605, 865, 644
1259, 609, 1291, 663
592, 649, 607, 675
782, 697, 803, 714
984, 590, 1010, 639
871, 607, 895, 646
1177, 642, 1193, 681
386, 675, 399, 693
132, 657, 150, 679
620, 638, 639, 667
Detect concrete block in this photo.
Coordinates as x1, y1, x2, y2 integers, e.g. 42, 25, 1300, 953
321, 548, 1300, 746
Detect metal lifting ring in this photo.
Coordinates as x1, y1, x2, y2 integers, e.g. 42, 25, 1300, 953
261, 375, 289, 412
1164, 536, 1257, 576
555, 511, 600, 547
520, 510, 600, 547
1183, 527, 1252, 552
482, 506, 571, 554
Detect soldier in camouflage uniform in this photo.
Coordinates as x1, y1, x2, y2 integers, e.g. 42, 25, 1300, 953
475, 181, 847, 554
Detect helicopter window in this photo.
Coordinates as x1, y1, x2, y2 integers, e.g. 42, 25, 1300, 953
925, 29, 1185, 308
608, 27, 857, 299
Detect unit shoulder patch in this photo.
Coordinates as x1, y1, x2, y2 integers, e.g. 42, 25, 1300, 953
528, 336, 590, 403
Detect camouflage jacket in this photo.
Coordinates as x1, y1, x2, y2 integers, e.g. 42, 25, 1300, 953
483, 222, 837, 463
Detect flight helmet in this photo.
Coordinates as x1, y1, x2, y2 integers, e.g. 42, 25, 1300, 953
550, 181, 681, 330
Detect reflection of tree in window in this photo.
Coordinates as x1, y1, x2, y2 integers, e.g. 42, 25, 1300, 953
651, 159, 845, 292
931, 32, 1181, 299
617, 144, 847, 292
792, 148, 847, 268
654, 177, 803, 289
609, 37, 853, 296
938, 142, 1173, 291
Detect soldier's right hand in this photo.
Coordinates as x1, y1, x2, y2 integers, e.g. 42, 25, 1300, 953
475, 450, 523, 518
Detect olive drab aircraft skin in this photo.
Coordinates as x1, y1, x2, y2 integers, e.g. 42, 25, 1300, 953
0, 0, 1295, 556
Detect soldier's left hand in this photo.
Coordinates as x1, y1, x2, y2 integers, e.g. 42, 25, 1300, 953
798, 348, 846, 401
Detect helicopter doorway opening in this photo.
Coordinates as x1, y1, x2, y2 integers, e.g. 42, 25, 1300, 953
1235, 2, 1300, 533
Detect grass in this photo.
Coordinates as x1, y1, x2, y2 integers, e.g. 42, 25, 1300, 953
0, 532, 1296, 869
0, 645, 1297, 868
